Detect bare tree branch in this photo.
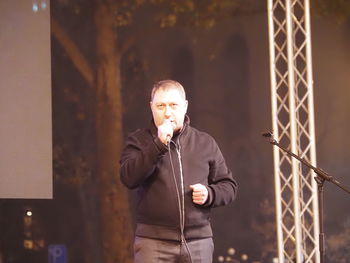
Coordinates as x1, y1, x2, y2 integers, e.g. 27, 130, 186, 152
51, 18, 94, 88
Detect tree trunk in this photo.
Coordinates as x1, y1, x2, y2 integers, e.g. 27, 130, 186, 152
95, 1, 133, 263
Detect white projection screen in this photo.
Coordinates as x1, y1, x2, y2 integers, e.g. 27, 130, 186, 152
0, 0, 52, 198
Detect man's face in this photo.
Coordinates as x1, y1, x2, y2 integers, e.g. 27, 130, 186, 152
150, 87, 188, 132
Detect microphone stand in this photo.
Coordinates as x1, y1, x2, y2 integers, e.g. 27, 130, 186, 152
262, 132, 350, 263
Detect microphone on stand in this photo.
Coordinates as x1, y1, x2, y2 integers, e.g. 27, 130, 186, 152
261, 131, 273, 138
261, 130, 276, 144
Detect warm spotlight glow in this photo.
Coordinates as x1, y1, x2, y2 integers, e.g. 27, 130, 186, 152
26, 210, 33, 217
227, 247, 235, 255
217, 256, 224, 262
241, 254, 248, 261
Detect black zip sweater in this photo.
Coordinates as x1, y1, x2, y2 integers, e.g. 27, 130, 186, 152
120, 117, 238, 241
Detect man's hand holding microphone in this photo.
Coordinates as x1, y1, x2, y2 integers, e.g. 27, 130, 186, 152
157, 119, 173, 145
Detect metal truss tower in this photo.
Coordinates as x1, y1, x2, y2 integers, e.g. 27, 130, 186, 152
267, 0, 320, 262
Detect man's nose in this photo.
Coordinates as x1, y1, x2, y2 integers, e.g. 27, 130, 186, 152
164, 105, 172, 117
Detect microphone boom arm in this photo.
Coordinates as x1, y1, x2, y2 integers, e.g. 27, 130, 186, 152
264, 132, 350, 194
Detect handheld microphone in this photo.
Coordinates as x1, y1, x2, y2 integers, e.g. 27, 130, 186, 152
166, 135, 172, 145
164, 119, 173, 145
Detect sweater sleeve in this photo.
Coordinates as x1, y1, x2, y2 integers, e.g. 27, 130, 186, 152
204, 138, 238, 208
119, 129, 168, 189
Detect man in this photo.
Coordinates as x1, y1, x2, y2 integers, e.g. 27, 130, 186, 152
120, 80, 238, 263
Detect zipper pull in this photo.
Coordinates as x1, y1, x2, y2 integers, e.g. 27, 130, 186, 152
180, 236, 185, 245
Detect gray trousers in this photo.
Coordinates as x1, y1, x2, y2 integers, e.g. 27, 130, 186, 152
134, 236, 214, 263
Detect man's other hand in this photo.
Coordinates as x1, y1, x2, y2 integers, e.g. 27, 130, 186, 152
190, 184, 208, 205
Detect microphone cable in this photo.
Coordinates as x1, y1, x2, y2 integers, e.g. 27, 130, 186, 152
167, 142, 193, 263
